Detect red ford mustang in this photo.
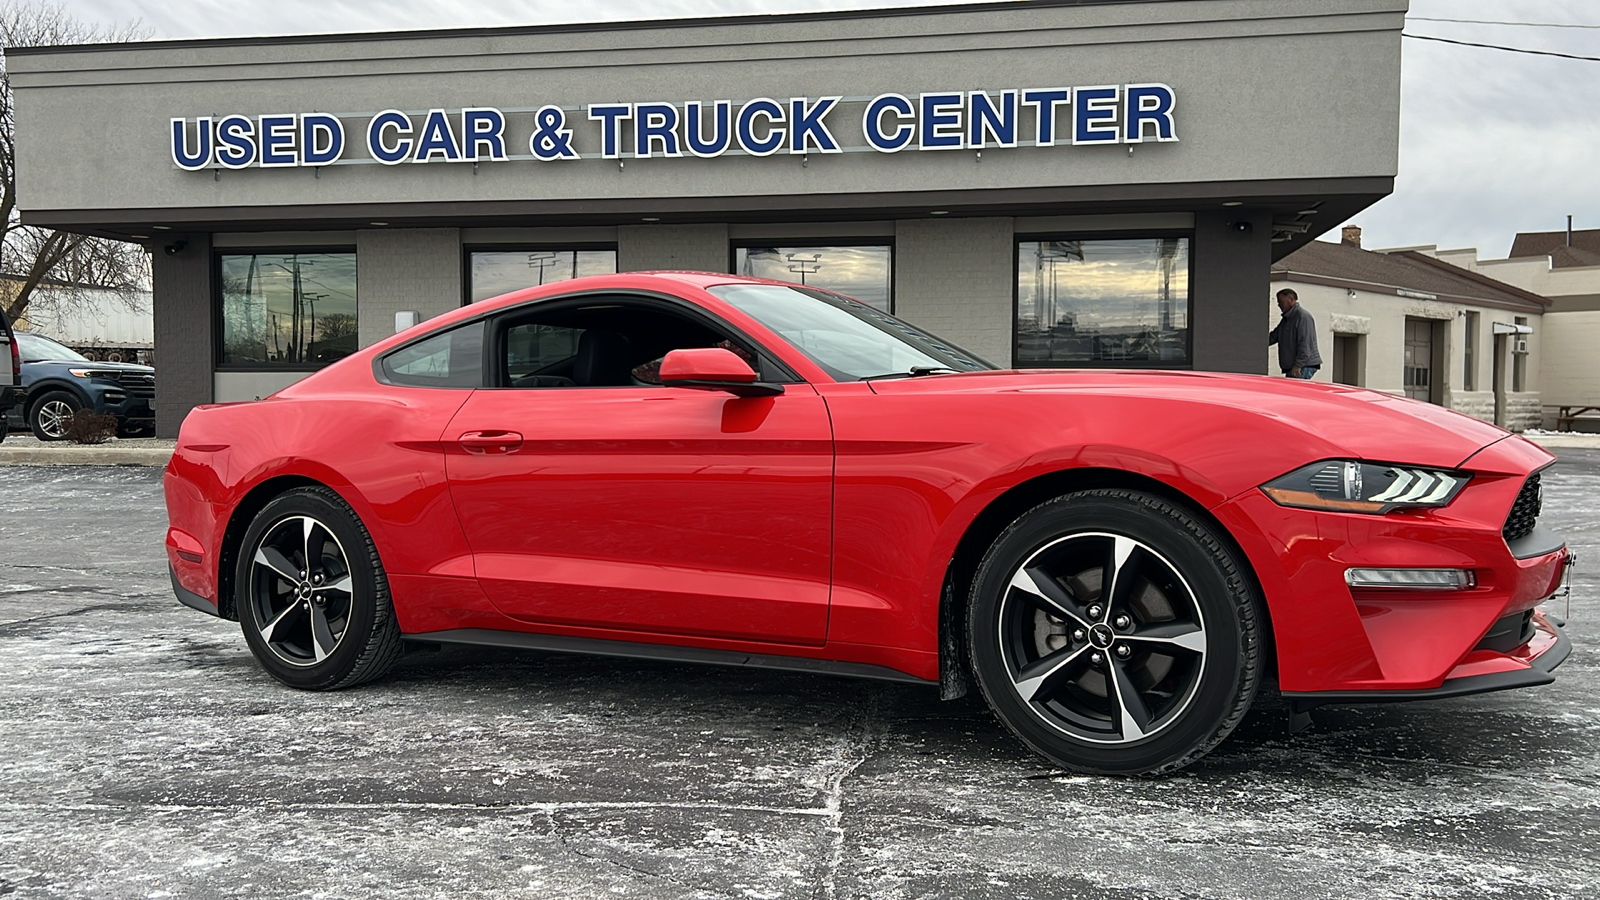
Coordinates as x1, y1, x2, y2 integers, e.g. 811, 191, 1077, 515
165, 272, 1572, 774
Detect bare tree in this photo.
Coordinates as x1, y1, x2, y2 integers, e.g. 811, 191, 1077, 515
1, 2, 150, 327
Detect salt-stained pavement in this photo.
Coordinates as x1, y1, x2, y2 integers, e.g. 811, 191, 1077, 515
0, 452, 1596, 899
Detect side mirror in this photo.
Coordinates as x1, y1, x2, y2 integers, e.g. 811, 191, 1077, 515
660, 348, 784, 398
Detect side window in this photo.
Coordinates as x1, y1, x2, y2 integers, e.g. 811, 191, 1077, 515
506, 323, 584, 387
378, 322, 483, 388
496, 298, 775, 389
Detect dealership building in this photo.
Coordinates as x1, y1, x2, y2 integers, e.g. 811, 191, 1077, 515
8, 0, 1405, 437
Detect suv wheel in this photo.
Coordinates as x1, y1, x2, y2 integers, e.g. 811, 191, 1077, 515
29, 390, 82, 441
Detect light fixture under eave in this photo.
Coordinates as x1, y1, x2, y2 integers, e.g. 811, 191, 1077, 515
369, 221, 389, 226
1298, 209, 1320, 216
130, 233, 150, 239
152, 225, 172, 230
1222, 201, 1244, 207
641, 217, 661, 222
930, 210, 949, 216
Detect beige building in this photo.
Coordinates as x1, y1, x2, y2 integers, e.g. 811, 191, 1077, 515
1270, 227, 1548, 431
1398, 227, 1600, 430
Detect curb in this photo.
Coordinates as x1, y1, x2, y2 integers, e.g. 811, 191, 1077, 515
0, 447, 174, 466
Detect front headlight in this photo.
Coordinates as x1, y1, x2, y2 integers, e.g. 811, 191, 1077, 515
1261, 460, 1469, 514
68, 368, 120, 380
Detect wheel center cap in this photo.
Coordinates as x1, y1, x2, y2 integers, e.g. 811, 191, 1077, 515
1088, 624, 1116, 649
297, 582, 312, 598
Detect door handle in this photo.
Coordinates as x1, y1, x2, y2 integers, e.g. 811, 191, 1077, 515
457, 430, 524, 454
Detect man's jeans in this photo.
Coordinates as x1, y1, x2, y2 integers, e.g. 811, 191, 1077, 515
1286, 366, 1319, 379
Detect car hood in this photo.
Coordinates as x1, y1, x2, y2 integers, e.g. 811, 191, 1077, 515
866, 369, 1511, 469
25, 360, 154, 373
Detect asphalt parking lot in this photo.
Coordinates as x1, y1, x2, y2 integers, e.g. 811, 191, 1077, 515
1, 452, 1596, 900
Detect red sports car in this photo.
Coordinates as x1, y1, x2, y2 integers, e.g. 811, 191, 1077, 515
165, 272, 1572, 775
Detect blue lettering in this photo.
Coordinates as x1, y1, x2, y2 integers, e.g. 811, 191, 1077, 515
969, 91, 1018, 148
367, 110, 413, 165
1074, 85, 1121, 144
587, 104, 632, 159
529, 106, 578, 161
214, 115, 257, 169
462, 108, 508, 161
170, 117, 213, 171
1022, 88, 1070, 146
413, 109, 461, 162
919, 93, 964, 150
300, 113, 344, 166
788, 96, 840, 154
863, 94, 914, 153
1124, 83, 1177, 143
634, 103, 681, 158
684, 101, 731, 158
736, 98, 785, 156
258, 114, 297, 167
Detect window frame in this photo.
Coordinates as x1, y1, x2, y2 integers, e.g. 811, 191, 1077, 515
214, 246, 359, 373
461, 243, 620, 307
727, 238, 896, 314
1011, 231, 1196, 370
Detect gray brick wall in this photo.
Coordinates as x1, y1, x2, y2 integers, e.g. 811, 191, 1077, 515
892, 217, 1015, 366
151, 234, 212, 438
618, 224, 729, 273
356, 228, 462, 348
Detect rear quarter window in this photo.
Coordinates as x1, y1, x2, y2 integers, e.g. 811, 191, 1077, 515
378, 322, 484, 388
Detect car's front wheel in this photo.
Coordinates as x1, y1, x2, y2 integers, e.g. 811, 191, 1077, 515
29, 390, 81, 441
967, 489, 1262, 775
235, 486, 402, 690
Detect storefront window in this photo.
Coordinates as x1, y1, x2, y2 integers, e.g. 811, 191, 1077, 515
218, 252, 358, 367
1015, 238, 1191, 366
734, 245, 893, 312
469, 248, 617, 302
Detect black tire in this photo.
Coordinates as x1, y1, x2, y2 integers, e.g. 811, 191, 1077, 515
235, 486, 403, 690
28, 390, 81, 441
117, 423, 153, 438
967, 489, 1261, 775
0, 416, 8, 443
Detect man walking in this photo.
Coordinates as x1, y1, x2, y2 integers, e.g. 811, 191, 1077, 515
1269, 288, 1321, 379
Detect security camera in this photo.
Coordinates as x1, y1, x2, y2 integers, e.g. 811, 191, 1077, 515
163, 240, 187, 256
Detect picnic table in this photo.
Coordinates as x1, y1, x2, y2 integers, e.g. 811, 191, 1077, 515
1547, 405, 1600, 432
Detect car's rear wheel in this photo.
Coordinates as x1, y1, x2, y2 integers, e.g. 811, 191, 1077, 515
236, 487, 402, 690
968, 489, 1261, 775
29, 390, 81, 441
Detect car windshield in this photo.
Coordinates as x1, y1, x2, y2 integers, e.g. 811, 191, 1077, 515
708, 283, 995, 381
17, 332, 87, 363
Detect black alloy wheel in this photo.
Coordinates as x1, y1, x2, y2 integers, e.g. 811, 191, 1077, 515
236, 487, 402, 690
968, 489, 1262, 775
28, 390, 81, 441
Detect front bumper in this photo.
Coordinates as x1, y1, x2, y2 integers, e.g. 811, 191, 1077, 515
1284, 609, 1571, 709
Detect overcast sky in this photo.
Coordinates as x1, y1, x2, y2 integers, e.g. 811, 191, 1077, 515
41, 0, 1600, 260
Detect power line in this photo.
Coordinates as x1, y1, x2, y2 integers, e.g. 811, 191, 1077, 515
1408, 16, 1600, 29
1403, 33, 1600, 62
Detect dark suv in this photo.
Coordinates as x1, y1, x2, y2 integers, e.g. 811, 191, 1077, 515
5, 331, 156, 440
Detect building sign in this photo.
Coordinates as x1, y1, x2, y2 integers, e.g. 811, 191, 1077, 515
170, 85, 1177, 170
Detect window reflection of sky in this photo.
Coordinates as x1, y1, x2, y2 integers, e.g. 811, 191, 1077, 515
220, 253, 358, 365
1016, 239, 1190, 364
736, 246, 892, 312
470, 250, 618, 302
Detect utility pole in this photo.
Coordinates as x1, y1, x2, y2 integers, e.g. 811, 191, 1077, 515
786, 252, 822, 285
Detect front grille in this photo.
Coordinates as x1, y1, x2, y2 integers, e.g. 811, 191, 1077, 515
1503, 473, 1542, 542
113, 372, 156, 399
